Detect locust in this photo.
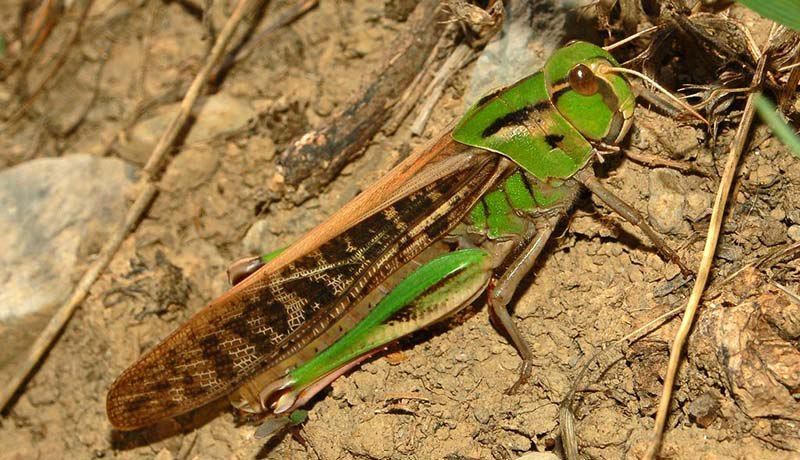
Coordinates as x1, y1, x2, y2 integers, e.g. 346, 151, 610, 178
106, 41, 695, 432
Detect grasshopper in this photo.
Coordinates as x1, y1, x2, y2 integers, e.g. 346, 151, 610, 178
107, 41, 694, 432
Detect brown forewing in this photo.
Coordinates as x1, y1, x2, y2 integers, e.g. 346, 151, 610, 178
107, 137, 506, 430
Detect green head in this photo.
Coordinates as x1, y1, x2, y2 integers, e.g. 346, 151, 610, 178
544, 41, 635, 145
452, 40, 637, 182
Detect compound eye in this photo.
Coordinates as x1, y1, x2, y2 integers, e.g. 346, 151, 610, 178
568, 64, 599, 96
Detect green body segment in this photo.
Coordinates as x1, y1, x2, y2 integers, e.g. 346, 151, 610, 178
289, 248, 491, 388
477, 189, 526, 239
468, 171, 574, 239
452, 72, 593, 182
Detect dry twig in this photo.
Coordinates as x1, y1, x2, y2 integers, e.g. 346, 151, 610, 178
136, 0, 162, 100
0, 0, 256, 414
277, 0, 448, 200
410, 43, 474, 135
384, 25, 459, 135
14, 0, 63, 82
644, 45, 771, 460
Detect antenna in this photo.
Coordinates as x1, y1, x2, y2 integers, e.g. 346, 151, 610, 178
606, 66, 709, 125
602, 26, 661, 52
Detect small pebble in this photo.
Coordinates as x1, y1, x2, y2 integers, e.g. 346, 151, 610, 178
788, 225, 800, 242
628, 267, 644, 283
751, 164, 779, 187
248, 136, 276, 162
315, 96, 335, 117
716, 245, 742, 262
473, 406, 492, 424
502, 431, 532, 453
515, 454, 560, 460
268, 172, 285, 192
688, 392, 720, 428
758, 218, 787, 247
685, 192, 712, 222
769, 207, 786, 222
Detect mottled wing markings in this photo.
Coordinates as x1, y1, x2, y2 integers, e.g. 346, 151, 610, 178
107, 152, 501, 430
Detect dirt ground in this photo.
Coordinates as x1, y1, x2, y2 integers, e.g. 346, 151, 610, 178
1, 1, 799, 459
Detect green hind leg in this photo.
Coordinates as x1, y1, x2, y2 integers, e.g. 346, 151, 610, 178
261, 248, 494, 416
249, 248, 492, 437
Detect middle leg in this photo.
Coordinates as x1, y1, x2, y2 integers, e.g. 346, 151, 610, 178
487, 213, 563, 394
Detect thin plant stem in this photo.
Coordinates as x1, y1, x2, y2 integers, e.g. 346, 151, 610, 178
644, 53, 768, 459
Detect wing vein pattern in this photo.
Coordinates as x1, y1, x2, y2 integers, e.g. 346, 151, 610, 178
107, 150, 503, 429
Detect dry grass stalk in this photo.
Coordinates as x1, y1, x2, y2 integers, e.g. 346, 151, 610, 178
644, 45, 771, 460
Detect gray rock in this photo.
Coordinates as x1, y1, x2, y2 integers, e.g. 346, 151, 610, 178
465, 1, 569, 105
0, 154, 137, 321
